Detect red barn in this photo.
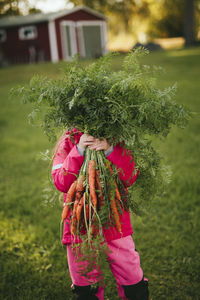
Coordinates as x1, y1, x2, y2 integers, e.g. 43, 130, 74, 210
0, 5, 107, 64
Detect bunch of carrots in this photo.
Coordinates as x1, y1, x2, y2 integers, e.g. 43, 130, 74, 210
61, 147, 124, 240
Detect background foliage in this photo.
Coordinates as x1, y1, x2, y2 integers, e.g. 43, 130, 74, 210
68, 0, 200, 40
0, 0, 199, 45
0, 47, 200, 299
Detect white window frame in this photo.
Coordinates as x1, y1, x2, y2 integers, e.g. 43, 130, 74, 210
60, 21, 77, 61
0, 29, 7, 43
76, 21, 107, 58
18, 26, 38, 40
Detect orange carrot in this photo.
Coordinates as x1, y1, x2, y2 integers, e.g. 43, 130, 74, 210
75, 174, 85, 201
88, 160, 97, 210
108, 164, 123, 210
76, 196, 84, 222
70, 218, 77, 236
115, 183, 121, 201
77, 174, 85, 192
110, 197, 122, 234
95, 169, 104, 209
70, 196, 79, 235
62, 180, 77, 221
114, 183, 123, 211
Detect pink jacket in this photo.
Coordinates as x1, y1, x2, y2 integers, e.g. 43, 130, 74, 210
52, 129, 138, 244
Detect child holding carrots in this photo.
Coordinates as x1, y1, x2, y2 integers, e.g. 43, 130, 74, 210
52, 129, 149, 300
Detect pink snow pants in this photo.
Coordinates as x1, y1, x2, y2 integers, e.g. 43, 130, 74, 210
67, 235, 144, 300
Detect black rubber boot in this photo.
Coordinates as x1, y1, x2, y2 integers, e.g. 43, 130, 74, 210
122, 279, 149, 300
72, 284, 99, 300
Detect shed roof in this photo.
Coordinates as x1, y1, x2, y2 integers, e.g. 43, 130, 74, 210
0, 5, 106, 28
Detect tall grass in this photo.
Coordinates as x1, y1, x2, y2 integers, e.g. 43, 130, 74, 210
0, 47, 200, 299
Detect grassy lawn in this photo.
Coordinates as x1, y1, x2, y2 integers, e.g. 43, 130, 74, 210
0, 47, 200, 300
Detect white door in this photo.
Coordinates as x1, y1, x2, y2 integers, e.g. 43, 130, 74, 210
77, 21, 107, 59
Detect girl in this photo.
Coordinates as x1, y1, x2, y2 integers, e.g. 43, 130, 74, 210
52, 129, 149, 300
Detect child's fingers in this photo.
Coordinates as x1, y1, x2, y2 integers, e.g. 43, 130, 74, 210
89, 139, 110, 151
83, 140, 95, 146
78, 134, 95, 148
88, 145, 97, 150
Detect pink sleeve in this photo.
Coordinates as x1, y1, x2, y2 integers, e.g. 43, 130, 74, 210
106, 144, 139, 187
52, 135, 84, 193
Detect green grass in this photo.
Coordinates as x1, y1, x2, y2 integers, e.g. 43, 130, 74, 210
0, 47, 200, 300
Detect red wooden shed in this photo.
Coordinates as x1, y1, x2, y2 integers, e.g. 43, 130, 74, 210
0, 5, 107, 64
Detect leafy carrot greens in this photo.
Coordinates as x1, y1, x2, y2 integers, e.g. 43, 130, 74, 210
13, 47, 191, 209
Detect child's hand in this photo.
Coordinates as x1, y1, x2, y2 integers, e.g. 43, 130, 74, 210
78, 134, 110, 151
78, 134, 95, 150
89, 138, 110, 151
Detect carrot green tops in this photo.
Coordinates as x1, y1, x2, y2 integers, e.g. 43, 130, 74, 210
14, 48, 191, 212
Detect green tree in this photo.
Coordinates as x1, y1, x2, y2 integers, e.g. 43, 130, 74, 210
28, 7, 42, 14
147, 0, 199, 42
0, 0, 42, 17
0, 0, 22, 16
147, 0, 184, 38
69, 0, 200, 43
70, 0, 150, 33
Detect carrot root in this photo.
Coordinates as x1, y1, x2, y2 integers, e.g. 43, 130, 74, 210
88, 160, 97, 210
62, 180, 77, 221
110, 197, 122, 234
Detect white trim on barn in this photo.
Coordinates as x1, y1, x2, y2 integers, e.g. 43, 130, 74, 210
60, 21, 78, 61
76, 20, 107, 58
48, 20, 59, 62
102, 22, 108, 55
76, 23, 85, 57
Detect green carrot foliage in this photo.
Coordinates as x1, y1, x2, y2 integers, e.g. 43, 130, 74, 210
12, 47, 191, 210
